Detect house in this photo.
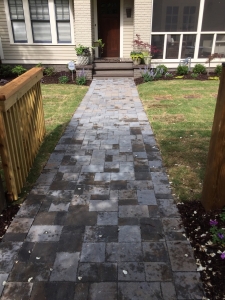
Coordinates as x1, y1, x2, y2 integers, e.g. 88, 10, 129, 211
0, 0, 225, 71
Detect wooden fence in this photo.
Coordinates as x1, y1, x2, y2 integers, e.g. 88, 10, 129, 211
0, 67, 45, 201
201, 62, 225, 211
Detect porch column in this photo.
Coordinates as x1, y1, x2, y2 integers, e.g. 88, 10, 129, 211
133, 0, 152, 43
74, 0, 92, 47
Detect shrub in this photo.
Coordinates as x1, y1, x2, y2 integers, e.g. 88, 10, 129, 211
12, 65, 27, 76
58, 75, 69, 84
76, 69, 87, 85
164, 72, 173, 78
192, 64, 206, 74
156, 64, 168, 75
0, 64, 13, 77
140, 66, 164, 82
36, 62, 43, 67
44, 67, 55, 76
191, 73, 199, 79
176, 65, 189, 75
214, 65, 222, 76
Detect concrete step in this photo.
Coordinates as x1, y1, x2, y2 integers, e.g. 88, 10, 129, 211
93, 70, 134, 77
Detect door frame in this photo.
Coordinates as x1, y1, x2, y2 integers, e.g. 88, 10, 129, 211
93, 0, 123, 57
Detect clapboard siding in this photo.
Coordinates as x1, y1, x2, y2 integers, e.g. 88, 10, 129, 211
123, 0, 134, 58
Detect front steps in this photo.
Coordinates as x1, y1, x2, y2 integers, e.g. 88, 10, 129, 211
93, 60, 133, 78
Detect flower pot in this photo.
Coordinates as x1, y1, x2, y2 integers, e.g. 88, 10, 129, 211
132, 58, 141, 65
76, 56, 89, 65
144, 56, 152, 65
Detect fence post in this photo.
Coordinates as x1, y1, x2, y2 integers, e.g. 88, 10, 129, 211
201, 62, 225, 211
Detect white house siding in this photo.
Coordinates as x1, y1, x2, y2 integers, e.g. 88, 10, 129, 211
1, 0, 76, 65
134, 0, 152, 43
123, 0, 134, 58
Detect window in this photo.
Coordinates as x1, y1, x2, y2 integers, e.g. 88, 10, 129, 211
7, 0, 73, 44
165, 6, 179, 31
8, 0, 27, 42
29, 0, 52, 42
183, 6, 196, 31
202, 0, 225, 31
55, 0, 71, 43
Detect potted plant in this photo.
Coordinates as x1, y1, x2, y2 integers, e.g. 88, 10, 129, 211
130, 51, 144, 65
93, 39, 105, 58
75, 44, 91, 65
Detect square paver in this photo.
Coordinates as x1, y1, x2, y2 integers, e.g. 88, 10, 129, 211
119, 205, 149, 218
174, 272, 204, 299
50, 252, 79, 281
118, 262, 145, 281
137, 190, 157, 205
167, 241, 197, 271
161, 282, 177, 300
89, 282, 117, 300
127, 180, 153, 190
49, 203, 70, 212
140, 219, 164, 241
158, 200, 180, 217
71, 195, 90, 206
89, 200, 118, 212
77, 263, 117, 282
118, 282, 162, 300
0, 242, 22, 272
97, 212, 118, 225
26, 226, 63, 242
119, 226, 141, 242
7, 218, 34, 233
80, 243, 105, 262
145, 262, 172, 281
1, 283, 33, 300
30, 282, 75, 300
0, 274, 9, 296
84, 226, 118, 243
151, 172, 169, 185
106, 243, 143, 262
143, 242, 169, 262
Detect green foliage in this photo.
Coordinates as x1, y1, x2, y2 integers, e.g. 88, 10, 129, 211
156, 65, 168, 75
210, 225, 225, 245
192, 64, 206, 74
36, 62, 43, 67
58, 75, 69, 84
44, 67, 55, 76
214, 64, 222, 76
0, 64, 13, 77
75, 44, 91, 56
220, 209, 225, 222
164, 72, 173, 78
130, 51, 144, 59
76, 68, 87, 85
191, 73, 199, 79
12, 65, 27, 76
176, 65, 189, 75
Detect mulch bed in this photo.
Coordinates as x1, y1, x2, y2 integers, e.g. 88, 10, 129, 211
0, 204, 20, 240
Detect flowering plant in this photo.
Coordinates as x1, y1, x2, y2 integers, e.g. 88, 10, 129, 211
76, 68, 87, 85
132, 34, 159, 57
209, 209, 225, 250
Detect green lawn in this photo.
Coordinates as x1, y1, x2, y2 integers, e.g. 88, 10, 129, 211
18, 84, 88, 201
138, 80, 219, 202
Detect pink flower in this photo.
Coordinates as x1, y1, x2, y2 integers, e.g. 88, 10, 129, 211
221, 252, 225, 259
210, 219, 218, 226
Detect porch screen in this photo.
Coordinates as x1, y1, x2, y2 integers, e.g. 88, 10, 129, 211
29, 0, 52, 43
8, 0, 27, 42
55, 0, 71, 43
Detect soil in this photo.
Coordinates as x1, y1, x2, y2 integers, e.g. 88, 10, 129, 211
0, 71, 224, 299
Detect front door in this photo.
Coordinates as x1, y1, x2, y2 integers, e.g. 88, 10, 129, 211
98, 0, 120, 57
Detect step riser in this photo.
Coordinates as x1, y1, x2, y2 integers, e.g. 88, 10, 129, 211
94, 62, 133, 69
93, 70, 134, 77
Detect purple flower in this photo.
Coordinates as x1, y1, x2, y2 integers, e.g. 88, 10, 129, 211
210, 219, 218, 226
221, 252, 225, 259
218, 233, 224, 239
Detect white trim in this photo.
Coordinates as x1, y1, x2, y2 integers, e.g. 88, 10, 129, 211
212, 33, 217, 54
93, 0, 99, 57
0, 38, 4, 60
49, 1, 57, 43
120, 0, 124, 58
23, 0, 33, 43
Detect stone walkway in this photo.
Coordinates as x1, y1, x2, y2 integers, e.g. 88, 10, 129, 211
0, 78, 204, 300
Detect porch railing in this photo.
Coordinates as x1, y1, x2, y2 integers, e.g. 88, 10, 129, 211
0, 67, 45, 200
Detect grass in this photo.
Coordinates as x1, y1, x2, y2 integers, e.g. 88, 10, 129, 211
138, 80, 219, 202
4, 84, 88, 203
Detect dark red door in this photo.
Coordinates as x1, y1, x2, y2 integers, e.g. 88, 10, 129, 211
98, 0, 120, 57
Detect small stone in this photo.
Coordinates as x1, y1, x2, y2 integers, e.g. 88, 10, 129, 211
78, 277, 82, 280
123, 270, 128, 275
28, 277, 33, 282
2, 281, 6, 286
184, 254, 188, 257
36, 257, 41, 260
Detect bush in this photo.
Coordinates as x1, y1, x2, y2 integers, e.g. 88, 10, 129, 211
44, 67, 55, 76
12, 65, 27, 76
36, 62, 43, 67
214, 65, 222, 76
156, 64, 168, 75
76, 69, 87, 85
58, 75, 69, 84
191, 73, 199, 79
140, 66, 164, 82
164, 72, 173, 78
192, 64, 206, 74
176, 65, 189, 75
0, 64, 13, 77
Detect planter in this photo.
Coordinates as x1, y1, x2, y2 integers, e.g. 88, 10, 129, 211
76, 56, 89, 65
132, 58, 141, 65
144, 56, 152, 65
